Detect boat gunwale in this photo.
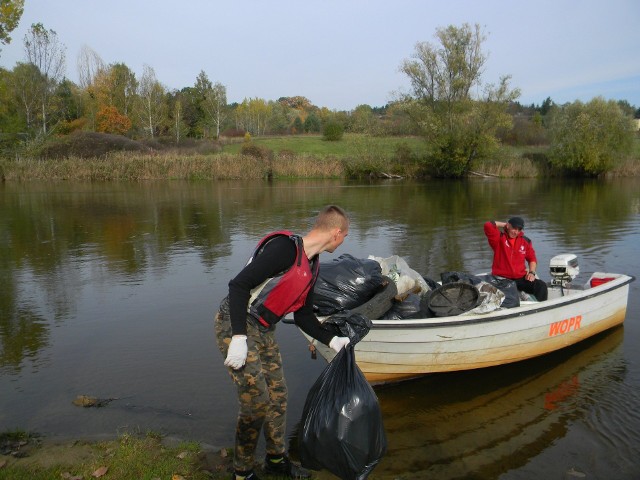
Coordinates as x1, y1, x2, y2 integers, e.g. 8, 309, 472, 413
369, 274, 635, 329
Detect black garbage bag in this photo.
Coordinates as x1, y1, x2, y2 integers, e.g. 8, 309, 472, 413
440, 271, 483, 285
381, 293, 430, 320
422, 275, 439, 291
476, 274, 520, 308
299, 344, 387, 480
322, 311, 372, 344
314, 254, 384, 315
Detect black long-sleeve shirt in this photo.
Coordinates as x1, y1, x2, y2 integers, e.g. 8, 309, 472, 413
228, 235, 334, 346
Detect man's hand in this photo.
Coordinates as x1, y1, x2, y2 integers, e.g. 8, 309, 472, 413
224, 335, 248, 369
329, 336, 350, 353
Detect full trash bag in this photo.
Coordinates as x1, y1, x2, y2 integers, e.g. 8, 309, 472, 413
381, 293, 430, 320
322, 311, 372, 344
462, 281, 505, 315
313, 254, 384, 315
298, 344, 387, 480
369, 254, 431, 296
476, 274, 520, 308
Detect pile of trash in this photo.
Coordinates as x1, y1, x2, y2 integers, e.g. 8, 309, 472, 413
313, 254, 521, 320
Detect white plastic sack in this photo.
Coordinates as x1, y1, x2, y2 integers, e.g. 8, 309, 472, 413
462, 281, 505, 315
368, 255, 431, 296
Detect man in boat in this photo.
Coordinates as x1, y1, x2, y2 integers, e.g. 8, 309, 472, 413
215, 205, 352, 480
484, 217, 548, 301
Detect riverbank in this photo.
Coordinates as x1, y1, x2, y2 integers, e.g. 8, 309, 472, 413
1, 133, 639, 181
0, 431, 233, 480
2, 147, 638, 182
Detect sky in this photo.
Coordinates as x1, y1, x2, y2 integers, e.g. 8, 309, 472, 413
1, 0, 639, 111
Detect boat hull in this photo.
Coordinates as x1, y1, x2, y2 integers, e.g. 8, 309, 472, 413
305, 273, 634, 385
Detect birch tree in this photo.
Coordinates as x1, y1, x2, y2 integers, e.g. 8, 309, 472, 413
76, 45, 104, 129
235, 97, 271, 135
23, 23, 66, 135
10, 61, 41, 131
208, 82, 227, 138
137, 64, 166, 138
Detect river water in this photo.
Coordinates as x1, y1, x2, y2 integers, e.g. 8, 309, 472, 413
1, 178, 639, 479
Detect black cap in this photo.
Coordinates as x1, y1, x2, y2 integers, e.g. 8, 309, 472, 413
508, 217, 525, 229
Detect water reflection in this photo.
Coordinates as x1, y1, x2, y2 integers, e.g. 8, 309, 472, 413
1, 178, 639, 479
364, 328, 627, 479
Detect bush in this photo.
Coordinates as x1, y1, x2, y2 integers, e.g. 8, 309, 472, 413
240, 143, 273, 161
56, 118, 87, 135
548, 97, 636, 176
38, 131, 151, 159
323, 122, 344, 141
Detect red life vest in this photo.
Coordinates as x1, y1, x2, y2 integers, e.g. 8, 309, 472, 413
247, 231, 319, 327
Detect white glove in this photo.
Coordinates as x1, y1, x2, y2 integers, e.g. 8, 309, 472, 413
329, 336, 350, 353
224, 335, 248, 369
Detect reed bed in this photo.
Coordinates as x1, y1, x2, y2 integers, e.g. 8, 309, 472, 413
473, 149, 541, 178
1, 153, 275, 181
272, 152, 343, 178
1, 141, 637, 181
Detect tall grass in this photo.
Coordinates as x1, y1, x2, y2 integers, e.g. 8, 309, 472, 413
1, 135, 638, 181
472, 145, 543, 178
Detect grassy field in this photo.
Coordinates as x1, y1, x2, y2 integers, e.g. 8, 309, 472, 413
221, 134, 428, 158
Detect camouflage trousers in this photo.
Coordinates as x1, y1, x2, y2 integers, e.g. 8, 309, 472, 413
215, 297, 288, 472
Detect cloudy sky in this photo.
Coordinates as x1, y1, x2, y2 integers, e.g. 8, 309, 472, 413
1, 0, 638, 110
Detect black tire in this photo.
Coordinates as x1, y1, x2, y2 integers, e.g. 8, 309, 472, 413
350, 276, 398, 320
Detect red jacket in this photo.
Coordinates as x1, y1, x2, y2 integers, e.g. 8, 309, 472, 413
484, 221, 537, 279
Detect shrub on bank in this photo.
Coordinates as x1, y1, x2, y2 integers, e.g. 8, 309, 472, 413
323, 122, 344, 141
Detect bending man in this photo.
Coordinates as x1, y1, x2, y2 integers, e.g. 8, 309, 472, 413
215, 205, 352, 480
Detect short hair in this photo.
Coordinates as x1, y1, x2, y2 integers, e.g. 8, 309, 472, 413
313, 205, 349, 231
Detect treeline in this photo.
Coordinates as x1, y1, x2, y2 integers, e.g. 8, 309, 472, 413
0, 24, 421, 149
1, 21, 639, 178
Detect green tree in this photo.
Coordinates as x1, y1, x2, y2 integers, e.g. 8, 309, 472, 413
350, 104, 377, 134
304, 112, 321, 133
0, 67, 22, 138
266, 100, 290, 134
399, 23, 519, 177
177, 86, 204, 137
0, 0, 24, 50
107, 63, 138, 116
193, 71, 227, 138
292, 116, 303, 134
539, 96, 554, 116
547, 97, 635, 176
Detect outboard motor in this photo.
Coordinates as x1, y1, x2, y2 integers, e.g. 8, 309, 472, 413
549, 254, 579, 287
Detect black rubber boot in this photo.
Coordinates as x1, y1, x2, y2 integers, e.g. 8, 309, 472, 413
263, 455, 311, 479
